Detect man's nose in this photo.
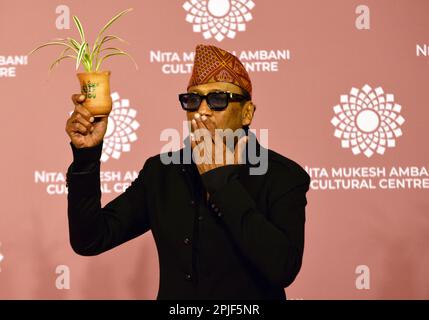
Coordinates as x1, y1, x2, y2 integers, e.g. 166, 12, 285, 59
197, 98, 213, 116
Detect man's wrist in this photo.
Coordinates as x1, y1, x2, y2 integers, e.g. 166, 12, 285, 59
70, 141, 103, 171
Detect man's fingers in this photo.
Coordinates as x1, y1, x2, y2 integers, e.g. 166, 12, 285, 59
191, 119, 198, 136
72, 113, 94, 132
199, 115, 216, 138
71, 93, 94, 123
190, 132, 197, 150
194, 114, 216, 143
191, 119, 212, 164
193, 114, 207, 133
191, 119, 210, 143
195, 115, 220, 161
235, 135, 248, 164
199, 114, 226, 149
72, 122, 89, 135
74, 104, 94, 123
71, 94, 86, 106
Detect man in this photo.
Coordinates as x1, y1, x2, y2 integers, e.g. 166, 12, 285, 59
65, 44, 311, 300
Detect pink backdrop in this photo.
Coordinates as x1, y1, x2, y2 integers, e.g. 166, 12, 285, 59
0, 0, 428, 299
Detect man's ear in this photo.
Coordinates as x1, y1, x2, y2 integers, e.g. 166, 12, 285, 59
241, 101, 256, 126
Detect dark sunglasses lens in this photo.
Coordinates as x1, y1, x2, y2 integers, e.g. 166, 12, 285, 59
180, 94, 201, 110
207, 92, 228, 109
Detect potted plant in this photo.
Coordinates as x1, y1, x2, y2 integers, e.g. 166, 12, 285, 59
29, 8, 138, 117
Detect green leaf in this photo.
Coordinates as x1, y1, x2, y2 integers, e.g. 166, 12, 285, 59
96, 50, 138, 71
99, 8, 133, 38
92, 34, 128, 56
31, 8, 135, 73
68, 37, 81, 51
28, 41, 77, 56
92, 35, 125, 67
49, 54, 76, 72
93, 8, 133, 54
101, 35, 128, 45
83, 52, 92, 71
58, 46, 72, 57
76, 42, 87, 71
99, 47, 125, 52
72, 15, 85, 43
82, 58, 91, 72
49, 47, 77, 71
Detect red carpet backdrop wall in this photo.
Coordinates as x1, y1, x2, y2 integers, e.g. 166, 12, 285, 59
0, 0, 428, 299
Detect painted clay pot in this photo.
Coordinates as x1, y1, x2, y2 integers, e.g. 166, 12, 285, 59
77, 71, 112, 117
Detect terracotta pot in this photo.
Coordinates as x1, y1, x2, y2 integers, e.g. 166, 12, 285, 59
77, 71, 112, 117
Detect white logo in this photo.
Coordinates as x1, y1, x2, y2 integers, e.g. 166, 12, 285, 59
55, 265, 71, 290
183, 0, 255, 42
101, 92, 139, 162
0, 55, 28, 78
355, 265, 370, 290
331, 84, 405, 158
0, 242, 3, 272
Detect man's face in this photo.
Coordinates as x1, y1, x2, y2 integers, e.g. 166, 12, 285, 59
185, 82, 254, 132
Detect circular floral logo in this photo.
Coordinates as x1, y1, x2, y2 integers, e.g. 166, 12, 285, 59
331, 84, 405, 158
183, 0, 255, 42
101, 92, 140, 162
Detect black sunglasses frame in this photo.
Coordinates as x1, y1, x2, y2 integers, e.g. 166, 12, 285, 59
179, 91, 250, 111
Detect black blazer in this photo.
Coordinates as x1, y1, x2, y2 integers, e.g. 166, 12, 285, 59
66, 135, 311, 300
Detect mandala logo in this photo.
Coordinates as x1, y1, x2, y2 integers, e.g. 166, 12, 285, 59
330, 85, 405, 158
101, 92, 140, 162
183, 0, 255, 42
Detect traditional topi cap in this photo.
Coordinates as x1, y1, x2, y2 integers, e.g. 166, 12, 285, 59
187, 44, 252, 98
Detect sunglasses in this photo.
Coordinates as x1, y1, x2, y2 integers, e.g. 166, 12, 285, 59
179, 91, 250, 111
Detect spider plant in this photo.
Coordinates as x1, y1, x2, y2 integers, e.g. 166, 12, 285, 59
28, 8, 138, 73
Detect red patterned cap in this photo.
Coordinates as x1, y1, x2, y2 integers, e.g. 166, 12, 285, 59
188, 44, 252, 97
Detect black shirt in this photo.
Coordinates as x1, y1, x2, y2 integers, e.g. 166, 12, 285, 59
66, 135, 311, 300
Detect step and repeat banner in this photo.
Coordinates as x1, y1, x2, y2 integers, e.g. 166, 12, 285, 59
0, 0, 428, 299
